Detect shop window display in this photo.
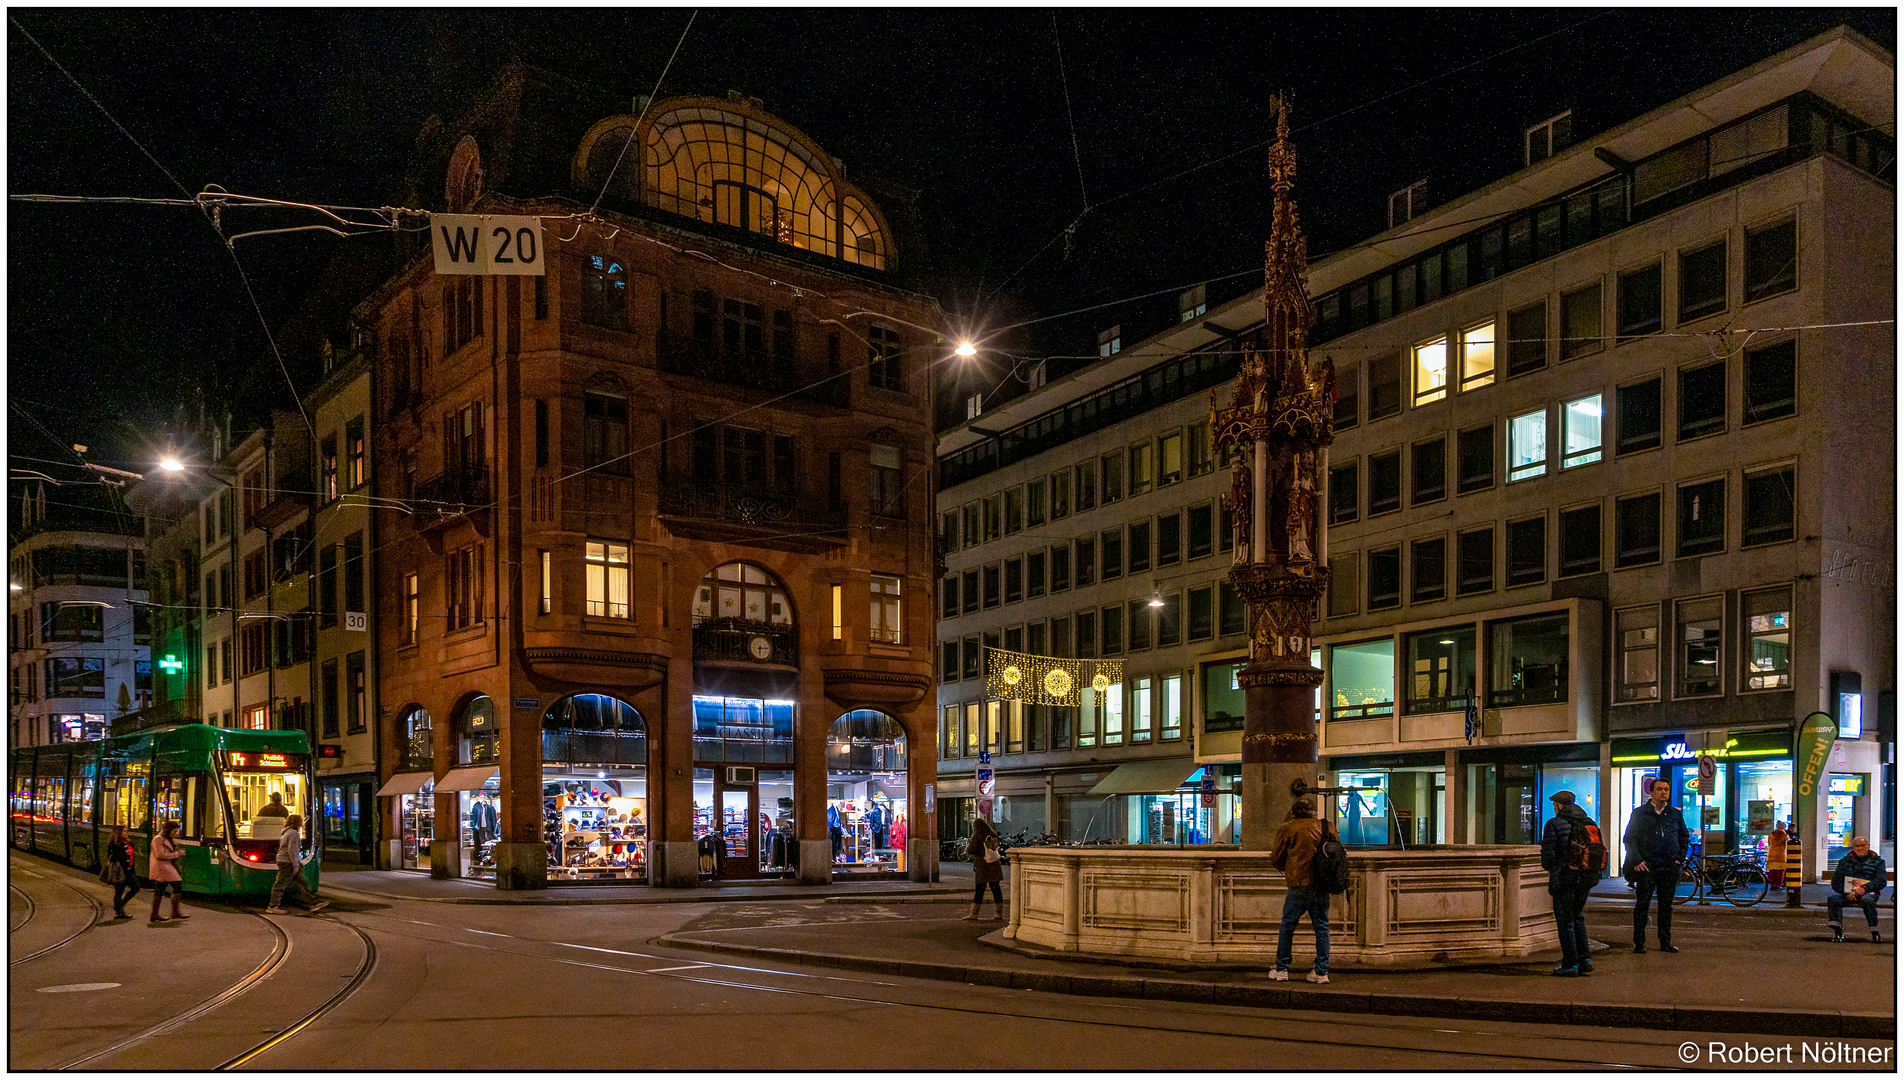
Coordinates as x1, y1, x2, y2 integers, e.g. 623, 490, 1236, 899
828, 710, 908, 874
541, 694, 649, 881
400, 777, 434, 870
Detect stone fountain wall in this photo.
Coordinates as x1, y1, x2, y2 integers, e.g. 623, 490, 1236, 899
1004, 846, 1558, 969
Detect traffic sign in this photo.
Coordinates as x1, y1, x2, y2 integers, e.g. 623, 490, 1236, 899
432, 214, 546, 275
978, 750, 991, 765
1697, 755, 1717, 781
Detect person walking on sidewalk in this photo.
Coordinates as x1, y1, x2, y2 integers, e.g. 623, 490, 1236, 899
147, 820, 189, 924
1827, 837, 1887, 943
962, 817, 1005, 921
265, 814, 331, 915
1268, 795, 1333, 984
1622, 776, 1688, 953
1540, 790, 1599, 976
104, 823, 140, 919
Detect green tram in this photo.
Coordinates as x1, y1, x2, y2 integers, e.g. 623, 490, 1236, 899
9, 724, 320, 897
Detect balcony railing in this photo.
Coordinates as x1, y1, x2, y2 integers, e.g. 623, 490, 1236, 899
692, 617, 798, 666
657, 334, 849, 407
413, 467, 491, 531
658, 483, 847, 548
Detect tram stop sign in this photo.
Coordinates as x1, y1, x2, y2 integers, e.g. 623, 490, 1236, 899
1697, 755, 1717, 782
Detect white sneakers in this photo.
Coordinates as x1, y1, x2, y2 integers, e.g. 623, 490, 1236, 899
1267, 969, 1289, 981
1306, 971, 1330, 984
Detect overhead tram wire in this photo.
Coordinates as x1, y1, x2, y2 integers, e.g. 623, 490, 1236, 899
978, 12, 1614, 304
589, 10, 698, 216
1052, 13, 1091, 222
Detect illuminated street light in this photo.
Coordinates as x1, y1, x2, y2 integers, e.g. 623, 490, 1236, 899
954, 341, 977, 358
158, 456, 186, 473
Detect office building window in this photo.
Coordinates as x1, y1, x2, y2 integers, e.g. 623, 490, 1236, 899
984, 495, 1002, 542
1616, 606, 1660, 702
1333, 363, 1360, 429
1561, 282, 1602, 359
581, 254, 628, 329
1742, 465, 1796, 547
1679, 361, 1727, 440
961, 504, 980, 548
1075, 610, 1096, 658
1742, 586, 1792, 690
962, 636, 981, 680
1679, 240, 1727, 322
346, 651, 366, 733
1003, 487, 1022, 535
1127, 521, 1149, 575
1614, 492, 1662, 567
1157, 592, 1180, 647
1188, 504, 1213, 558
584, 541, 630, 618
941, 576, 958, 619
1369, 352, 1401, 419
1677, 478, 1725, 558
1558, 504, 1601, 576
1562, 394, 1603, 468
1411, 438, 1446, 505
1410, 537, 1446, 603
1218, 581, 1246, 636
1050, 546, 1070, 592
1127, 600, 1151, 652
1097, 531, 1120, 581
941, 642, 958, 684
1188, 585, 1213, 641
1157, 512, 1180, 567
1405, 626, 1475, 715
1027, 552, 1046, 597
1027, 478, 1046, 527
1456, 424, 1493, 493
1330, 638, 1395, 720
1187, 421, 1214, 477
1675, 596, 1723, 697
1506, 516, 1546, 587
1330, 463, 1359, 523
1617, 378, 1662, 454
1506, 302, 1547, 377
962, 571, 979, 614
1130, 440, 1154, 495
321, 660, 340, 738
1075, 537, 1095, 587
1004, 558, 1022, 604
1508, 408, 1547, 481
1369, 450, 1401, 514
870, 574, 902, 644
1158, 432, 1182, 486
983, 564, 1001, 608
1100, 605, 1123, 654
1413, 335, 1448, 405
1076, 460, 1095, 511
1743, 218, 1796, 302
1617, 263, 1662, 339
1486, 613, 1569, 708
1367, 546, 1402, 610
1327, 552, 1359, 617
1460, 321, 1495, 391
1743, 339, 1796, 424
403, 573, 420, 645
1457, 528, 1493, 596
1050, 471, 1070, 519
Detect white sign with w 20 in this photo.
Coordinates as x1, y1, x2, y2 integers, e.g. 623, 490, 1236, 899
431, 215, 546, 275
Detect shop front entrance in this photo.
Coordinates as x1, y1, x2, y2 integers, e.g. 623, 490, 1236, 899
693, 767, 795, 880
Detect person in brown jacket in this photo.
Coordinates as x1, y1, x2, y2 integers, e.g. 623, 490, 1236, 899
1268, 796, 1334, 983
962, 817, 1006, 921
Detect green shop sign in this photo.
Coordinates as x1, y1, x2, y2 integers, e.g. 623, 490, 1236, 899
1794, 711, 1837, 798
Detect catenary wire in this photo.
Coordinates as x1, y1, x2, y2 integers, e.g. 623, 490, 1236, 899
588, 10, 697, 215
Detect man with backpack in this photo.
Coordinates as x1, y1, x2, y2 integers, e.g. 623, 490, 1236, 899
1540, 790, 1603, 976
1268, 795, 1342, 984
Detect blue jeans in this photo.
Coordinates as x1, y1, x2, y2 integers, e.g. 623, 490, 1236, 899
1276, 885, 1331, 975
1551, 888, 1591, 967
1827, 892, 1880, 929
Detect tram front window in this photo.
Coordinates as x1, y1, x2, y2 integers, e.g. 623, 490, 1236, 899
222, 753, 311, 843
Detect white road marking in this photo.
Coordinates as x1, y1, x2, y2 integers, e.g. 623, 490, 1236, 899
465, 928, 510, 937
37, 982, 121, 992
645, 964, 712, 972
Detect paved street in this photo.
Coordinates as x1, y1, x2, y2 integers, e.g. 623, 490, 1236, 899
9, 854, 1896, 1071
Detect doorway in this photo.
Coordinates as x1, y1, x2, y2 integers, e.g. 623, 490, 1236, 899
694, 769, 769, 880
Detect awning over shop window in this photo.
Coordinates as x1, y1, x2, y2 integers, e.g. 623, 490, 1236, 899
1088, 758, 1198, 796
375, 771, 434, 797
436, 766, 500, 792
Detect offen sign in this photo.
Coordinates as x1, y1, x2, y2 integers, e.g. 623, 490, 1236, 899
431, 214, 546, 276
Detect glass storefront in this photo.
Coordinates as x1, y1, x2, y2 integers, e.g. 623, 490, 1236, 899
542, 694, 650, 882
399, 778, 434, 870
458, 778, 503, 878
829, 710, 907, 875
1473, 761, 1599, 845
1826, 773, 1867, 861
1609, 730, 1793, 865
1333, 767, 1444, 845
1128, 767, 1239, 845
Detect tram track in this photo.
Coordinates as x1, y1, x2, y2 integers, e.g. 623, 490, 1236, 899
9, 865, 102, 967
335, 908, 1655, 1069
10, 882, 37, 934
54, 905, 376, 1072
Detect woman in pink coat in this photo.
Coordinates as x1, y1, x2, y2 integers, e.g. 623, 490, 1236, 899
147, 819, 189, 924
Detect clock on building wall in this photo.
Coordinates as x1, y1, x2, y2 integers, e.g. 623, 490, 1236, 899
748, 635, 773, 661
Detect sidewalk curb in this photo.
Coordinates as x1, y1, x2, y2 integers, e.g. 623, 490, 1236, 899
654, 932, 1894, 1039
319, 882, 967, 908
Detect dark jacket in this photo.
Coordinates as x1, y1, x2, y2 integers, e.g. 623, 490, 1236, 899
967, 821, 1003, 884
106, 836, 136, 871
1540, 807, 1599, 894
1622, 801, 1689, 874
1832, 852, 1887, 899
1269, 817, 1329, 888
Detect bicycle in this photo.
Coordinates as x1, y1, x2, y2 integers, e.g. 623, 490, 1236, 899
1673, 848, 1770, 907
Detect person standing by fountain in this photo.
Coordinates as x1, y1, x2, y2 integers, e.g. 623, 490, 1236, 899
1268, 795, 1333, 983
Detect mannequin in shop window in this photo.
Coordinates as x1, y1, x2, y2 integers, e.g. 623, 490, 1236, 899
889, 811, 906, 853
867, 798, 888, 849
828, 803, 844, 861
469, 793, 498, 850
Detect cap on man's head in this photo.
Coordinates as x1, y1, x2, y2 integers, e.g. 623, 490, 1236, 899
1548, 790, 1576, 806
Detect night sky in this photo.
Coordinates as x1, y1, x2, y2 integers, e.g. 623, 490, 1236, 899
8, 8, 1894, 472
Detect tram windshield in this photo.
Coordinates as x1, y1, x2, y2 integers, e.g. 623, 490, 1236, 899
222, 751, 312, 841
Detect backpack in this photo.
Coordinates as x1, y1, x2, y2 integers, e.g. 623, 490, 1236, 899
1564, 817, 1606, 874
1313, 823, 1351, 894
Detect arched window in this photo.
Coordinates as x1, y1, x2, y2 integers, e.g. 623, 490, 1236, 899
579, 123, 641, 204
693, 561, 792, 626
446, 136, 485, 212
542, 694, 647, 766
400, 706, 433, 770
454, 695, 497, 765
827, 710, 907, 772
